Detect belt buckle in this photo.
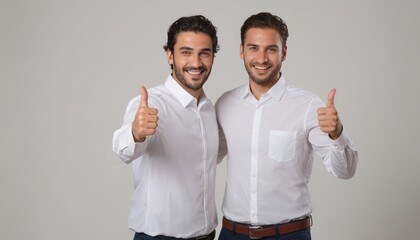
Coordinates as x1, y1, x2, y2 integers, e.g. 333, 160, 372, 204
248, 226, 262, 239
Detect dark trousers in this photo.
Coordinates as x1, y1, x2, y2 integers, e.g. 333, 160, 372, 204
218, 228, 311, 240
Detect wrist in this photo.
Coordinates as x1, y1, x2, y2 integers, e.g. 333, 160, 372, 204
329, 124, 343, 140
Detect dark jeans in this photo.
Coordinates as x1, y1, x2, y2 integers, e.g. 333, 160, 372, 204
134, 231, 216, 240
218, 228, 311, 240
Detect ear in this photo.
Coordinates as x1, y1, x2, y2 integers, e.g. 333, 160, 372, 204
240, 44, 244, 59
281, 46, 287, 62
166, 50, 174, 65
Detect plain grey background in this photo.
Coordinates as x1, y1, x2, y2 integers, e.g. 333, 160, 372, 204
1, 0, 419, 239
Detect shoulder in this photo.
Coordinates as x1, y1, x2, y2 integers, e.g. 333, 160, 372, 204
127, 84, 168, 110
285, 84, 324, 106
215, 85, 245, 107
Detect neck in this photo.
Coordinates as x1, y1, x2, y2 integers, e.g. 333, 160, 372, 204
249, 74, 281, 100
191, 90, 202, 101
171, 74, 203, 101
181, 84, 202, 101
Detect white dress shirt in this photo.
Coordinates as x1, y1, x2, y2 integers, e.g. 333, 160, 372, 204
215, 75, 358, 225
112, 75, 218, 237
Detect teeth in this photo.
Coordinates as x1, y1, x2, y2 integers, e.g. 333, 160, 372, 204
254, 65, 269, 70
187, 70, 202, 75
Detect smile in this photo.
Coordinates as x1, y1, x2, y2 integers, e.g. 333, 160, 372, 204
187, 69, 205, 75
185, 66, 207, 76
253, 65, 271, 70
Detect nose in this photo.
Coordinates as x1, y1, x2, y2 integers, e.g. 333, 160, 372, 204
190, 54, 203, 68
256, 50, 268, 64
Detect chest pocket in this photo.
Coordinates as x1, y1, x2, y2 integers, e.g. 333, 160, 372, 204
269, 130, 297, 163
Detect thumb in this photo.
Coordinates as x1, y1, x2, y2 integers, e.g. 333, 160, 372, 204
140, 86, 148, 107
327, 88, 336, 107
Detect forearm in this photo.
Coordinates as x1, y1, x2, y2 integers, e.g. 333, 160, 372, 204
112, 124, 147, 164
323, 130, 358, 179
113, 98, 148, 164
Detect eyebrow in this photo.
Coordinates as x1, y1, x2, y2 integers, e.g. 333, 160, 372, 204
179, 46, 212, 52
179, 46, 193, 51
246, 43, 279, 49
200, 48, 212, 52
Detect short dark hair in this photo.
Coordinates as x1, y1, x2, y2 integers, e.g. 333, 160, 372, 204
240, 12, 289, 47
163, 15, 219, 54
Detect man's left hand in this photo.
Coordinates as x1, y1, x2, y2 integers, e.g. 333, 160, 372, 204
317, 88, 343, 140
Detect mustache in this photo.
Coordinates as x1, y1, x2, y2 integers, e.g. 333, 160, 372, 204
251, 62, 272, 67
184, 66, 207, 72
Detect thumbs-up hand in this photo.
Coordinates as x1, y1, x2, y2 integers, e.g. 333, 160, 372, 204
317, 88, 343, 140
132, 86, 158, 143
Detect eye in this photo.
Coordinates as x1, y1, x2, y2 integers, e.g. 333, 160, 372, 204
200, 52, 211, 57
267, 48, 278, 53
248, 46, 257, 51
181, 51, 192, 55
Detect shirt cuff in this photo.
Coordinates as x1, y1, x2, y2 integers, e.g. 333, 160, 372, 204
127, 124, 147, 154
330, 128, 350, 151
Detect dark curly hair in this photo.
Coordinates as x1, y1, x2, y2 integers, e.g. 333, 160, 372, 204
240, 12, 289, 47
163, 15, 220, 55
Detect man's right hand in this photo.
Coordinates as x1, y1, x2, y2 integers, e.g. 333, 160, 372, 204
132, 86, 158, 143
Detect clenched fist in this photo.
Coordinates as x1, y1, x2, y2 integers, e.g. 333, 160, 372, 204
132, 86, 158, 143
317, 88, 343, 140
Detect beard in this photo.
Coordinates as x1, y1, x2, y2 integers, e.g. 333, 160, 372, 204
173, 63, 211, 91
244, 61, 281, 86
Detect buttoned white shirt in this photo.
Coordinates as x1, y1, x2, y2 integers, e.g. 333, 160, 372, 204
112, 75, 218, 237
215, 75, 358, 225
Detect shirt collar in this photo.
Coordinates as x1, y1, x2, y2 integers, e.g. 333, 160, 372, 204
240, 74, 288, 102
267, 75, 287, 101
164, 74, 208, 108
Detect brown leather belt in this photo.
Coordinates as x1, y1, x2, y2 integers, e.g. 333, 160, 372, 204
192, 230, 215, 240
222, 216, 312, 239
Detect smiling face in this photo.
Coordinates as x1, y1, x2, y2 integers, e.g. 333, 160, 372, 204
241, 27, 287, 90
167, 31, 214, 99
